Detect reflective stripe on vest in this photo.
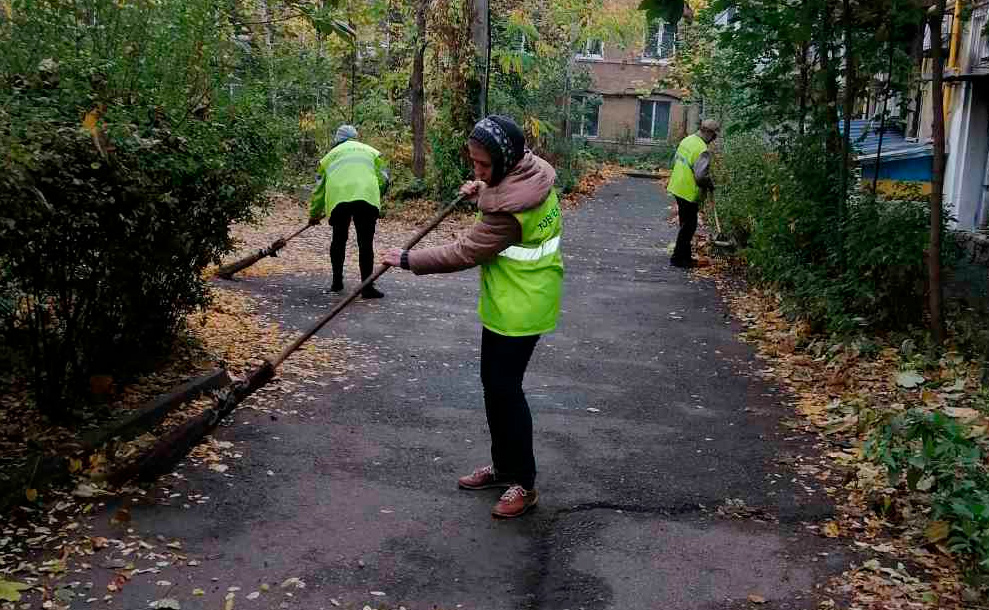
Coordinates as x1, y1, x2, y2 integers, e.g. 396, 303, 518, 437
478, 188, 564, 337
499, 235, 561, 262
326, 155, 376, 176
316, 140, 384, 213
667, 134, 707, 203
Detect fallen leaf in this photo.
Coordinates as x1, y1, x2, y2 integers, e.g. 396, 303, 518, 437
925, 520, 950, 543
944, 406, 980, 420
209, 463, 229, 473
25, 488, 37, 502
0, 580, 31, 602
896, 370, 925, 389
69, 458, 83, 473
823, 521, 840, 538
370, 591, 386, 597
192, 589, 205, 596
73, 483, 101, 498
246, 592, 260, 600
747, 593, 766, 604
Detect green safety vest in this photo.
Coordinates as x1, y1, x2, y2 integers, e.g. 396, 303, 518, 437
309, 140, 387, 218
478, 189, 564, 337
667, 133, 707, 203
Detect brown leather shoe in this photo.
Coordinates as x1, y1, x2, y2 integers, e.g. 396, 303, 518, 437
492, 485, 538, 519
457, 465, 509, 490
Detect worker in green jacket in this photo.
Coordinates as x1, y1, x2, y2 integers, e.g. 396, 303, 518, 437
309, 125, 390, 298
381, 115, 562, 519
667, 119, 719, 268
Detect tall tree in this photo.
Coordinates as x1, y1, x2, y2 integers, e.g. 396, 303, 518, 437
470, 0, 491, 121
411, 0, 428, 178
928, 0, 946, 342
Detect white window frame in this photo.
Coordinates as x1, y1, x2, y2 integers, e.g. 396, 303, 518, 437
577, 38, 604, 60
518, 31, 530, 55
642, 19, 676, 62
636, 99, 671, 142
572, 95, 600, 138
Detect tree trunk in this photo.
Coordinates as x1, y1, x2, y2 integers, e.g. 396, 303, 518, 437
819, 0, 842, 163
873, 43, 895, 192
411, 0, 428, 179
929, 4, 947, 343
839, 0, 854, 230
350, 17, 357, 125
256, 0, 277, 113
797, 41, 810, 137
469, 0, 490, 123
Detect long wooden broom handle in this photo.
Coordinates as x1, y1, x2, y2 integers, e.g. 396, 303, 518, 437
267, 195, 465, 369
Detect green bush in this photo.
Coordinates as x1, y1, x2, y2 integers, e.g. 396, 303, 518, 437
426, 102, 471, 203
713, 133, 932, 332
0, 0, 283, 418
867, 410, 989, 576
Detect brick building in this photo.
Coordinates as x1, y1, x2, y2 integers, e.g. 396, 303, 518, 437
572, 4, 699, 151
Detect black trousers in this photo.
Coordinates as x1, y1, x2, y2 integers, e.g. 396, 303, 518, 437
329, 201, 379, 283
672, 196, 699, 264
480, 328, 540, 490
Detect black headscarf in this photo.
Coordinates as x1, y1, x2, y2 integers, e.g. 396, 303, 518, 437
468, 115, 526, 185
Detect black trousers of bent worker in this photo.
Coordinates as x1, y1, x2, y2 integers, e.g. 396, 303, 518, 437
481, 327, 540, 490
329, 200, 379, 285
671, 196, 699, 264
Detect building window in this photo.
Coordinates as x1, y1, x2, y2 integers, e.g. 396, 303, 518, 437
638, 99, 671, 140
573, 95, 600, 138
644, 19, 676, 60
516, 31, 531, 55
578, 38, 604, 59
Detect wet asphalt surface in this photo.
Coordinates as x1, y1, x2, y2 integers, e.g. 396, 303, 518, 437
98, 177, 851, 610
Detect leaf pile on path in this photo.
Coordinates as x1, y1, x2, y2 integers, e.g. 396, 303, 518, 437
701, 267, 985, 609
561, 163, 624, 210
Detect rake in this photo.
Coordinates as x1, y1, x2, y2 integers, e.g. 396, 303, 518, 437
708, 192, 735, 261
216, 224, 312, 279
111, 195, 465, 485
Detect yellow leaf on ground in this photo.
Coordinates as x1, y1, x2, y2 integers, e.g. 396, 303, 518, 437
69, 458, 83, 473
25, 488, 37, 502
823, 521, 840, 538
82, 109, 100, 134
0, 580, 31, 602
925, 520, 950, 543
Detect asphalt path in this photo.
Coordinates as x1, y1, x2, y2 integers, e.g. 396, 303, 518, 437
100, 177, 849, 610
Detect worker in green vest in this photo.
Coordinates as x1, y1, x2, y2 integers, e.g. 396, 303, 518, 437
381, 115, 562, 519
309, 125, 390, 298
667, 119, 720, 268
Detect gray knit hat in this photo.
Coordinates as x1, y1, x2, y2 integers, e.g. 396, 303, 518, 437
334, 124, 358, 145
